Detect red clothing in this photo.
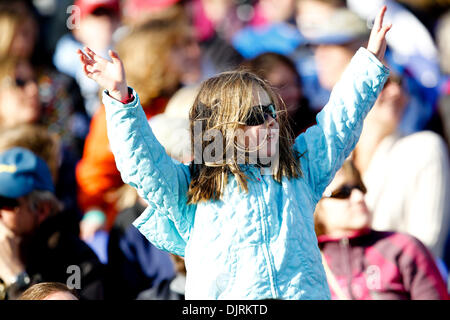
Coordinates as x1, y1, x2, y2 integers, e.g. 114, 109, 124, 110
76, 97, 168, 230
318, 229, 449, 300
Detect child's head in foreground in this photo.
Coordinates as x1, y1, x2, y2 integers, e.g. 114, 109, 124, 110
187, 70, 302, 203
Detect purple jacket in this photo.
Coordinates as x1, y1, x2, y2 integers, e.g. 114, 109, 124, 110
318, 229, 449, 300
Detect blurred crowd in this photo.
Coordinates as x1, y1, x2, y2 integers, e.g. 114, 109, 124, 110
0, 0, 449, 300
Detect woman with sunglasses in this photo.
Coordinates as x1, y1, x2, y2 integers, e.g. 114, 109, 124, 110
77, 7, 391, 299
0, 57, 40, 128
315, 160, 448, 300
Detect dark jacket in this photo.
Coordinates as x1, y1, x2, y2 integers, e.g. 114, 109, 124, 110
5, 212, 104, 300
105, 201, 175, 300
319, 229, 449, 300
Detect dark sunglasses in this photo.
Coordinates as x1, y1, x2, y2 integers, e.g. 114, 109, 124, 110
245, 103, 277, 126
0, 195, 20, 210
15, 77, 36, 88
329, 183, 367, 199
385, 74, 403, 87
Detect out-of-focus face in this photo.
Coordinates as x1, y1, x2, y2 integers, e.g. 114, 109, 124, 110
201, 0, 233, 26
295, 0, 337, 38
314, 44, 354, 90
74, 9, 120, 52
242, 86, 280, 160
0, 197, 39, 237
0, 61, 40, 127
265, 63, 302, 117
259, 0, 296, 23
9, 17, 37, 59
318, 171, 372, 237
170, 30, 202, 86
365, 75, 408, 133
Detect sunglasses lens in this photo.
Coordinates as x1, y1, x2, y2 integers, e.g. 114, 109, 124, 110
15, 78, 26, 87
245, 104, 276, 126
331, 186, 352, 199
330, 184, 366, 199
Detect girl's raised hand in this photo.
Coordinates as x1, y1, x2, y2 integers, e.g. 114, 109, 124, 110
367, 6, 392, 62
77, 47, 129, 101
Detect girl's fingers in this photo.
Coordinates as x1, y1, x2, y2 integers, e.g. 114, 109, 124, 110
85, 47, 105, 64
380, 24, 392, 39
108, 50, 122, 66
84, 47, 96, 60
373, 5, 386, 32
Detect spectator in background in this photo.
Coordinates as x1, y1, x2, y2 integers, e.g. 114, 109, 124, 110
186, 0, 244, 76
295, 0, 345, 40
315, 160, 449, 300
0, 57, 82, 236
436, 10, 450, 149
0, 1, 89, 159
352, 68, 450, 262
76, 6, 202, 250
19, 282, 79, 300
121, 0, 181, 26
137, 254, 186, 300
0, 124, 81, 237
53, 0, 121, 117
0, 58, 40, 129
435, 11, 450, 275
232, 0, 305, 59
306, 8, 370, 91
0, 147, 104, 300
241, 52, 316, 136
307, 7, 450, 262
346, 0, 441, 135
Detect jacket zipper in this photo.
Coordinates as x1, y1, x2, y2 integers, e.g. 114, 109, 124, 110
254, 170, 279, 298
340, 237, 356, 300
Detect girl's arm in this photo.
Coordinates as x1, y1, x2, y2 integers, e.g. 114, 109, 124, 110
295, 6, 391, 201
77, 48, 195, 257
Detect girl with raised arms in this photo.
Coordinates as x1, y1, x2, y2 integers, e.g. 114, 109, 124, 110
78, 7, 391, 299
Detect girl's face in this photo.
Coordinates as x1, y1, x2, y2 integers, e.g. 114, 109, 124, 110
319, 171, 372, 237
0, 61, 40, 127
242, 86, 280, 160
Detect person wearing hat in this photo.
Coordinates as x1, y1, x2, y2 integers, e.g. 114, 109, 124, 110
0, 147, 104, 300
304, 7, 372, 91
304, 7, 450, 273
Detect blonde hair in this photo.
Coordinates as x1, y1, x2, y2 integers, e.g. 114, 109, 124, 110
116, 7, 192, 106
0, 8, 20, 58
187, 70, 302, 204
19, 282, 78, 300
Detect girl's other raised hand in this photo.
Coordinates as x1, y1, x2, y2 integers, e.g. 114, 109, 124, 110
367, 6, 392, 62
77, 47, 129, 102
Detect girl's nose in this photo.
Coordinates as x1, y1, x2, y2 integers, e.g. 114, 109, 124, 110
350, 188, 366, 203
266, 115, 276, 127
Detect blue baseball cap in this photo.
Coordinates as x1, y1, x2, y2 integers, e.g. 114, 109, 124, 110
304, 8, 370, 46
0, 147, 54, 199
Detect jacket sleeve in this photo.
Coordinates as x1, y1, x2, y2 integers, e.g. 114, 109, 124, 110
103, 89, 195, 256
294, 48, 389, 201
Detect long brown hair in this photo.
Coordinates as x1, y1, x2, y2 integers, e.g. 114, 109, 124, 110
187, 70, 302, 203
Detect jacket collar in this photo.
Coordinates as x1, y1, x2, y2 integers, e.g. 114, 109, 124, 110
317, 228, 372, 244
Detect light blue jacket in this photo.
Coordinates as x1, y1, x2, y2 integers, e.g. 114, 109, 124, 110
103, 48, 389, 300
